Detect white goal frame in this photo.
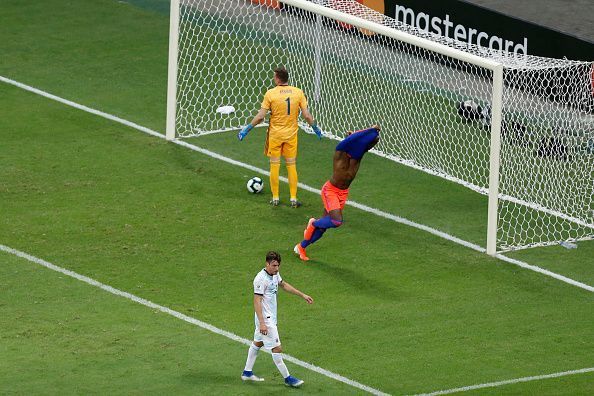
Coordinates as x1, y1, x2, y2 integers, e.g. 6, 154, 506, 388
165, 0, 591, 256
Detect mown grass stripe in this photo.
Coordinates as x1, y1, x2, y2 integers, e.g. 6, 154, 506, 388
2, 74, 592, 295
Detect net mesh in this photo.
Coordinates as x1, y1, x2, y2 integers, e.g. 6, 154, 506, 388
173, 0, 594, 251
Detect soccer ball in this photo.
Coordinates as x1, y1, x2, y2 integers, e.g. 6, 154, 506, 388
246, 177, 264, 194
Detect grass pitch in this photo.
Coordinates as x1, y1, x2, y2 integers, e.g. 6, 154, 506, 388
1, 0, 592, 394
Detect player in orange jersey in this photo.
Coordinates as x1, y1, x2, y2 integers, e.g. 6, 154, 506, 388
294, 125, 380, 261
238, 67, 322, 208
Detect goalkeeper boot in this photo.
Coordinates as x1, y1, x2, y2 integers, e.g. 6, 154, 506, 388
270, 198, 280, 206
303, 218, 316, 240
290, 199, 302, 208
294, 244, 309, 261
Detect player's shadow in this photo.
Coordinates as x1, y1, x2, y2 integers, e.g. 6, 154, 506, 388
180, 369, 232, 386
311, 258, 402, 302
181, 369, 280, 391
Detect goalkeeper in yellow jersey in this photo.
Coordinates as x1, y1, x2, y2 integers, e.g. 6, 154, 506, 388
238, 67, 322, 208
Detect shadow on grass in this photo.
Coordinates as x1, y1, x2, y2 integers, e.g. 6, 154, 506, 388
180, 369, 288, 393
308, 257, 403, 302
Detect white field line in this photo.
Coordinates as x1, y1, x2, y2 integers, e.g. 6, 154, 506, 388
411, 367, 594, 396
2, 76, 594, 393
2, 75, 591, 293
2, 244, 593, 395
0, 244, 388, 396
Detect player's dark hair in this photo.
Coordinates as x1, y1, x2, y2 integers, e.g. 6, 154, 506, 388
274, 67, 289, 84
266, 251, 281, 263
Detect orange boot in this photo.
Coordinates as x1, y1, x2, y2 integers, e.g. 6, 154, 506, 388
294, 244, 310, 261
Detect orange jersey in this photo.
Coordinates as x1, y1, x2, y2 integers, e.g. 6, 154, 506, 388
261, 85, 307, 140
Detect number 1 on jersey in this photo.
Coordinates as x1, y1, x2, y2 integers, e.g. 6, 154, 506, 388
285, 97, 290, 115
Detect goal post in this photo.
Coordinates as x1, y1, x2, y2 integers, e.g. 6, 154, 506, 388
166, 0, 594, 254
486, 64, 504, 256
166, 0, 180, 141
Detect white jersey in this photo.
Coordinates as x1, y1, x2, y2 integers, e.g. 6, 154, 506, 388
253, 268, 283, 326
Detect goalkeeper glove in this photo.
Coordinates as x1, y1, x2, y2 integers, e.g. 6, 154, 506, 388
238, 124, 253, 141
312, 124, 323, 140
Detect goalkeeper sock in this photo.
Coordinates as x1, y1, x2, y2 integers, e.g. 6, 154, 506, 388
286, 161, 298, 201
269, 160, 281, 199
244, 344, 260, 371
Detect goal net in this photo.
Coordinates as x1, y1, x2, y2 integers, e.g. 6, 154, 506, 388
167, 0, 594, 253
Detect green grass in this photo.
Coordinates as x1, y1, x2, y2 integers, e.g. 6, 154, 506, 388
0, 251, 360, 395
1, 0, 593, 395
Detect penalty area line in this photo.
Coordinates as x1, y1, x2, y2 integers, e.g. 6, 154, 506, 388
1, 74, 592, 295
2, 76, 594, 394
0, 244, 388, 396
411, 367, 594, 395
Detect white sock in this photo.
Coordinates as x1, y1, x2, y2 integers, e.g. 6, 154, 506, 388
272, 352, 290, 378
244, 344, 260, 371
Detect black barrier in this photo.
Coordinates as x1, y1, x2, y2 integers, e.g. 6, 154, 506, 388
384, 0, 593, 61
281, 1, 593, 111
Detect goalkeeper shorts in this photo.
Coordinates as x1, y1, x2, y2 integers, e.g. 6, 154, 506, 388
264, 132, 298, 158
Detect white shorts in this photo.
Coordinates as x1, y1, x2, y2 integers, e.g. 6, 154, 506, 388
253, 323, 281, 350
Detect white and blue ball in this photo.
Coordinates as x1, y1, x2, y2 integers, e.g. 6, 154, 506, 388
246, 177, 264, 194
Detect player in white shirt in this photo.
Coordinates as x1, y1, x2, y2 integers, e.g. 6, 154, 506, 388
241, 251, 314, 388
